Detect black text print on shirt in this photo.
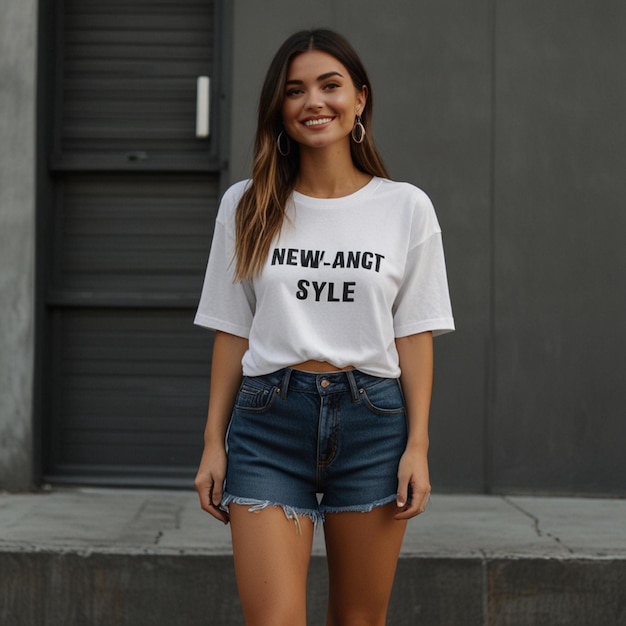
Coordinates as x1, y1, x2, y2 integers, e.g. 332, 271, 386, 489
271, 247, 385, 303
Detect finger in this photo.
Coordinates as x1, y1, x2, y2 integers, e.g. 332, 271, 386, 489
396, 476, 409, 510
196, 482, 229, 524
208, 502, 230, 525
195, 477, 219, 509
195, 478, 212, 511
208, 480, 230, 524
394, 500, 420, 520
394, 490, 430, 520
209, 481, 223, 508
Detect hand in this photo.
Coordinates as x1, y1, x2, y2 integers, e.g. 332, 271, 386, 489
194, 443, 229, 524
394, 444, 431, 521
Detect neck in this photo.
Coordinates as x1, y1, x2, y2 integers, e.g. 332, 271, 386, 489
296, 144, 371, 199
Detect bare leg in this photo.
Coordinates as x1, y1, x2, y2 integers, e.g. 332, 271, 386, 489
323, 503, 407, 626
229, 504, 315, 626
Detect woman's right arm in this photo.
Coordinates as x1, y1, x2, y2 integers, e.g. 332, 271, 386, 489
194, 330, 249, 523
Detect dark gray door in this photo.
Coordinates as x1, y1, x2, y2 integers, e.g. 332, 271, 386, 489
41, 0, 226, 486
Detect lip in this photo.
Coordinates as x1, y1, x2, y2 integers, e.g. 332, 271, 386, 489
300, 116, 335, 128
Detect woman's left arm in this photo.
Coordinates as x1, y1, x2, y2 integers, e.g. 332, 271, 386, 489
394, 331, 434, 520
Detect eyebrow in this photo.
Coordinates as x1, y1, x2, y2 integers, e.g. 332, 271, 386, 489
285, 71, 344, 86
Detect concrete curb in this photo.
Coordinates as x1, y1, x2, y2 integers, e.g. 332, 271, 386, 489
1, 489, 625, 625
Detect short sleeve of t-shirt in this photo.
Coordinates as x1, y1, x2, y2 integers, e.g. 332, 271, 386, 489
391, 188, 453, 337
393, 231, 453, 337
194, 181, 255, 338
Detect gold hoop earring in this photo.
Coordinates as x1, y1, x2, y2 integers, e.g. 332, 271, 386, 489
351, 115, 366, 144
277, 130, 291, 156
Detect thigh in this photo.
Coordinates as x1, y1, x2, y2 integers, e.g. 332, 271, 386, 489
323, 503, 407, 626
229, 504, 315, 626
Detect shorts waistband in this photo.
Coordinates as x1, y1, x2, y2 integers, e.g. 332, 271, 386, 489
250, 368, 395, 401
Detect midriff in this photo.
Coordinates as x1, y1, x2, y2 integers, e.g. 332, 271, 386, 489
291, 360, 355, 373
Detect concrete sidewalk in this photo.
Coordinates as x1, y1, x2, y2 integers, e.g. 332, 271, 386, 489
1, 488, 625, 625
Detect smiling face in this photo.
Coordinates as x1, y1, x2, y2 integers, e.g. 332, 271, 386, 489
281, 50, 367, 152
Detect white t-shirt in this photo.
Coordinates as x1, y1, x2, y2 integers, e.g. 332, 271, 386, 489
195, 176, 454, 378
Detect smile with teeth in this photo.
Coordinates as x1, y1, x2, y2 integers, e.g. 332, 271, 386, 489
303, 117, 334, 126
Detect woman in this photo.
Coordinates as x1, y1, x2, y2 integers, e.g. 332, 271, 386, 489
194, 29, 454, 626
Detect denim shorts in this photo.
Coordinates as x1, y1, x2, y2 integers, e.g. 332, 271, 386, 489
221, 368, 408, 528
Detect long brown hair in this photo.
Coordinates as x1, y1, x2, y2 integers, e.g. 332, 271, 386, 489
234, 29, 389, 281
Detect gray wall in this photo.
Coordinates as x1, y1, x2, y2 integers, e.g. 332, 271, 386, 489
491, 2, 626, 493
0, 0, 38, 490
231, 1, 626, 494
1, 0, 623, 495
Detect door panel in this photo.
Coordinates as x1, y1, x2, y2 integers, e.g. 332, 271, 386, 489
43, 0, 224, 486
58, 0, 217, 165
53, 175, 218, 301
51, 309, 212, 475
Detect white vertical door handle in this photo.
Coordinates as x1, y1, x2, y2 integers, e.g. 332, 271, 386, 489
196, 76, 210, 138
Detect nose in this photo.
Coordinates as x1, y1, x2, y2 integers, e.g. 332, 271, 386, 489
305, 89, 323, 110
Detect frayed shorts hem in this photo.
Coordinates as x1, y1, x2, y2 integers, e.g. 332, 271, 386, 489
319, 493, 397, 514
221, 492, 398, 533
221, 493, 321, 533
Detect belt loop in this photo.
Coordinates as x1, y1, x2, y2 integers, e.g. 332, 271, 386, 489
345, 370, 360, 402
279, 368, 293, 400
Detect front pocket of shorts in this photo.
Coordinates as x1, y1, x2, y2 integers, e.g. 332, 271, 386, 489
359, 380, 405, 416
234, 381, 278, 413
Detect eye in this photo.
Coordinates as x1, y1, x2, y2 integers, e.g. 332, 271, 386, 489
285, 87, 304, 97
323, 82, 340, 91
